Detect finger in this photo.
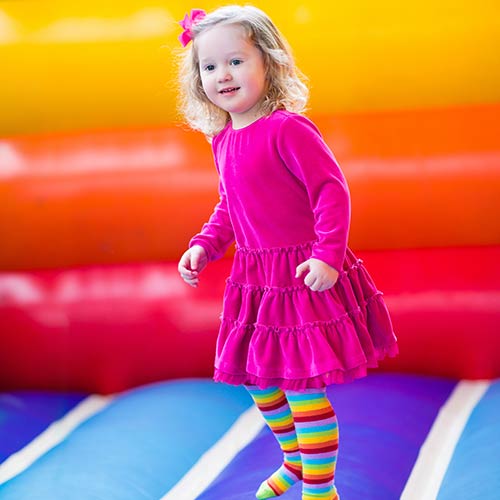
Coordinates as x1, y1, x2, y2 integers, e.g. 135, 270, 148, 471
190, 252, 200, 272
295, 261, 309, 278
183, 276, 199, 287
304, 272, 317, 288
179, 266, 197, 277
181, 272, 198, 281
180, 266, 198, 275
178, 253, 193, 274
320, 279, 336, 292
311, 279, 323, 292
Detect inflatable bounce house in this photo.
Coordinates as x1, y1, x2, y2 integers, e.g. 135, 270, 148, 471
0, 1, 499, 498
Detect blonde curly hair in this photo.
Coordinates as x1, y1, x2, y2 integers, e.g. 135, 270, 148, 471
177, 5, 309, 138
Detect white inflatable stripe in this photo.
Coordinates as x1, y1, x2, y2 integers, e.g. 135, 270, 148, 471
401, 379, 490, 500
0, 394, 113, 486
160, 404, 265, 500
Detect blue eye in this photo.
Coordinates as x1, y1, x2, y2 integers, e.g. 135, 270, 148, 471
230, 59, 242, 66
203, 64, 215, 72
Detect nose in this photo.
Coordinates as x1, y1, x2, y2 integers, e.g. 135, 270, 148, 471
217, 67, 232, 83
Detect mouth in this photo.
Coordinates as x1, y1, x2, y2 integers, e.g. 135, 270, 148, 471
219, 87, 240, 94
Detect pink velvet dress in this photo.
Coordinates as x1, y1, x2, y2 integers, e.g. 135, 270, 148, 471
190, 110, 398, 390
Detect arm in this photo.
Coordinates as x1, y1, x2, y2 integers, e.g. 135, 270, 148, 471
277, 114, 351, 274
188, 154, 235, 263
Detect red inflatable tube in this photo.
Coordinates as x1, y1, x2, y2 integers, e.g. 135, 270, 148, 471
1, 246, 498, 393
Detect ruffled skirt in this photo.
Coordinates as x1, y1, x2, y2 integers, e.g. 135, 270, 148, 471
213, 241, 398, 390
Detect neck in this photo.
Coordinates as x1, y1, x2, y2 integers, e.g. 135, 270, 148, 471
230, 111, 265, 130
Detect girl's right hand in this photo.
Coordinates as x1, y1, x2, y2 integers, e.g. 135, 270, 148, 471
178, 245, 208, 287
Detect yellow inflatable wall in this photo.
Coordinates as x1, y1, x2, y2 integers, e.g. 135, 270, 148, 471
1, 0, 499, 135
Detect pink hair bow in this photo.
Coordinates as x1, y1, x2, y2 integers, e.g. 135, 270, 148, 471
178, 9, 206, 47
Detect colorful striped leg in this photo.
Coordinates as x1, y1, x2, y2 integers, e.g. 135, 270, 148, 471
286, 388, 339, 500
246, 385, 303, 498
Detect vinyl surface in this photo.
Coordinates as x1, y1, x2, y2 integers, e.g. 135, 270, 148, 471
1, 375, 499, 499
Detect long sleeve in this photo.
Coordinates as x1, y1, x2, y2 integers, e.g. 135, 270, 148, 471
276, 114, 351, 273
189, 153, 235, 262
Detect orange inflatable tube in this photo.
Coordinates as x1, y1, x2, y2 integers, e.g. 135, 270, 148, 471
1, 104, 499, 271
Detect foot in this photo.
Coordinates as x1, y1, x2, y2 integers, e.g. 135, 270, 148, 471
302, 484, 339, 500
255, 462, 302, 498
256, 481, 276, 499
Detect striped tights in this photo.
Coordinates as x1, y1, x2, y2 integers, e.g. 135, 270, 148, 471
247, 385, 339, 500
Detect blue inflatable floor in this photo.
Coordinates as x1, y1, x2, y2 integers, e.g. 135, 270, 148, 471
0, 374, 499, 499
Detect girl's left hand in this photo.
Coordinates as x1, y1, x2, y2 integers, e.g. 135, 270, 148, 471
295, 258, 339, 292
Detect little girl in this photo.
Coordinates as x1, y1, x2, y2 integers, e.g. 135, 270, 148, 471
176, 5, 398, 500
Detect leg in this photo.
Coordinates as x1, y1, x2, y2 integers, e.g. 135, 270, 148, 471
286, 388, 339, 500
246, 385, 303, 498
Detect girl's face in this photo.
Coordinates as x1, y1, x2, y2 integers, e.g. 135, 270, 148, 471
196, 23, 267, 129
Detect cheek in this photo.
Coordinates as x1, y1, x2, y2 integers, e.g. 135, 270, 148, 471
200, 75, 214, 96
250, 64, 267, 92
253, 73, 267, 94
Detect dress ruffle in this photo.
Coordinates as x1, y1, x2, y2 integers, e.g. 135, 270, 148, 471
213, 242, 398, 390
